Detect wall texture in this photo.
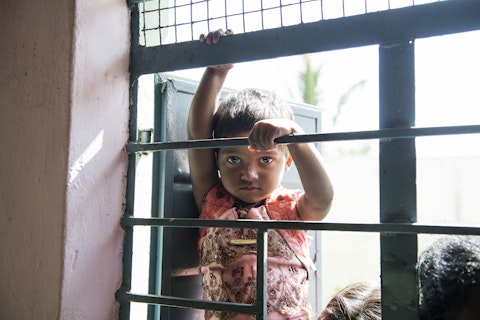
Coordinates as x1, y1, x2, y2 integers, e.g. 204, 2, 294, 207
0, 0, 130, 319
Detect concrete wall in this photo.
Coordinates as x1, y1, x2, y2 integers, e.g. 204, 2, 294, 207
0, 0, 130, 319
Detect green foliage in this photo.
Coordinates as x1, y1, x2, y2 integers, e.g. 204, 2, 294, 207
298, 54, 370, 155
299, 55, 322, 106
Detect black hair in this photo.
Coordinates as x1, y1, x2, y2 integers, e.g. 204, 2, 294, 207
417, 236, 480, 320
212, 88, 293, 138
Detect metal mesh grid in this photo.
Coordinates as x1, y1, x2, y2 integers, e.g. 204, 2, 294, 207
138, 0, 443, 47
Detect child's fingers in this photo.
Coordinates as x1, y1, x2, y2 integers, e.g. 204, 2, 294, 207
212, 29, 224, 43
249, 125, 276, 150
200, 29, 234, 44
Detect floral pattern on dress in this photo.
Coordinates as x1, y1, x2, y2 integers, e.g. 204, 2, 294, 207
199, 206, 311, 320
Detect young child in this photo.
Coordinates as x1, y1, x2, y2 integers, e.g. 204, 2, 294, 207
188, 29, 334, 320
317, 282, 381, 320
417, 235, 480, 320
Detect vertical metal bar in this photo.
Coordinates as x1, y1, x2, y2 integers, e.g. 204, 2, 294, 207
174, 1, 178, 44
241, 0, 246, 33
224, 0, 228, 30
158, 0, 162, 45
256, 228, 268, 320
118, 125, 137, 320
148, 75, 170, 320
141, 0, 148, 46
320, 0, 324, 20
299, 0, 303, 24
260, 0, 264, 30
118, 4, 141, 318
279, 1, 283, 27
207, 0, 210, 33
379, 40, 418, 320
190, 0, 194, 41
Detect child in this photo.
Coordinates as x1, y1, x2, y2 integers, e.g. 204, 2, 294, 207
188, 29, 334, 320
317, 282, 381, 320
417, 235, 480, 320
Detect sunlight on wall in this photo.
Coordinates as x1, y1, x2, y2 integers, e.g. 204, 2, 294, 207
68, 130, 104, 183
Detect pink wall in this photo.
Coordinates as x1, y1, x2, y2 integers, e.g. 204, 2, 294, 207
0, 0, 130, 319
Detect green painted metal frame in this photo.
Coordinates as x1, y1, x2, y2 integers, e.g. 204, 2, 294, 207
118, 0, 480, 319
126, 124, 480, 153
129, 0, 480, 76
379, 40, 418, 319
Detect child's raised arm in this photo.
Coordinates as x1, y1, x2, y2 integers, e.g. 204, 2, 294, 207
187, 30, 233, 212
249, 119, 334, 221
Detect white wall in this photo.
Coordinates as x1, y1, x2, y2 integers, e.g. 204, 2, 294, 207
0, 0, 130, 319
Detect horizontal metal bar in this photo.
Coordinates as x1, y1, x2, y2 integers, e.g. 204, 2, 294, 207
116, 291, 255, 314
125, 124, 480, 153
121, 217, 480, 236
130, 0, 480, 75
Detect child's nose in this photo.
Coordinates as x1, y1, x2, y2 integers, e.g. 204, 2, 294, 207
241, 165, 258, 181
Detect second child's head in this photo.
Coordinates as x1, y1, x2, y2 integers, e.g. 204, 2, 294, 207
318, 282, 381, 320
417, 236, 480, 320
213, 88, 294, 204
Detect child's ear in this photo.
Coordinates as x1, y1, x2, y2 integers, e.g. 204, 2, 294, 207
285, 155, 293, 171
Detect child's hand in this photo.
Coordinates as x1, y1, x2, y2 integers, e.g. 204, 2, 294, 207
199, 29, 234, 72
199, 29, 234, 44
248, 119, 300, 151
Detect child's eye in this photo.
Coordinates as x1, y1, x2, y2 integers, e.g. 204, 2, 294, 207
227, 156, 241, 164
260, 157, 273, 164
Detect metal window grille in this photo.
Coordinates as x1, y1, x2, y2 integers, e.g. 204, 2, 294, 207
135, 0, 446, 47
118, 0, 480, 319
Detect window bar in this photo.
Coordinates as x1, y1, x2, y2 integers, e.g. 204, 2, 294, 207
260, 0, 265, 31
279, 1, 284, 27
242, 0, 246, 33
121, 217, 480, 237
157, 0, 161, 45
190, 0, 194, 42
118, 290, 257, 314
125, 124, 480, 153
117, 47, 140, 320
224, 0, 229, 31
206, 0, 210, 35
117, 217, 480, 317
150, 74, 171, 320
131, 1, 480, 77
299, 0, 302, 24
141, 1, 148, 46
320, 0, 324, 20
118, 164, 135, 320
173, 2, 178, 44
379, 40, 418, 319
256, 227, 268, 319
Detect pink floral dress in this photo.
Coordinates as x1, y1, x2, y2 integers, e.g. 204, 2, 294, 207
198, 182, 313, 320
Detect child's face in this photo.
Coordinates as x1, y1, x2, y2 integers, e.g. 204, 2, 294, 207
216, 142, 292, 204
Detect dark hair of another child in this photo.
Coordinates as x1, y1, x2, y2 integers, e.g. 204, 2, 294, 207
417, 235, 480, 320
